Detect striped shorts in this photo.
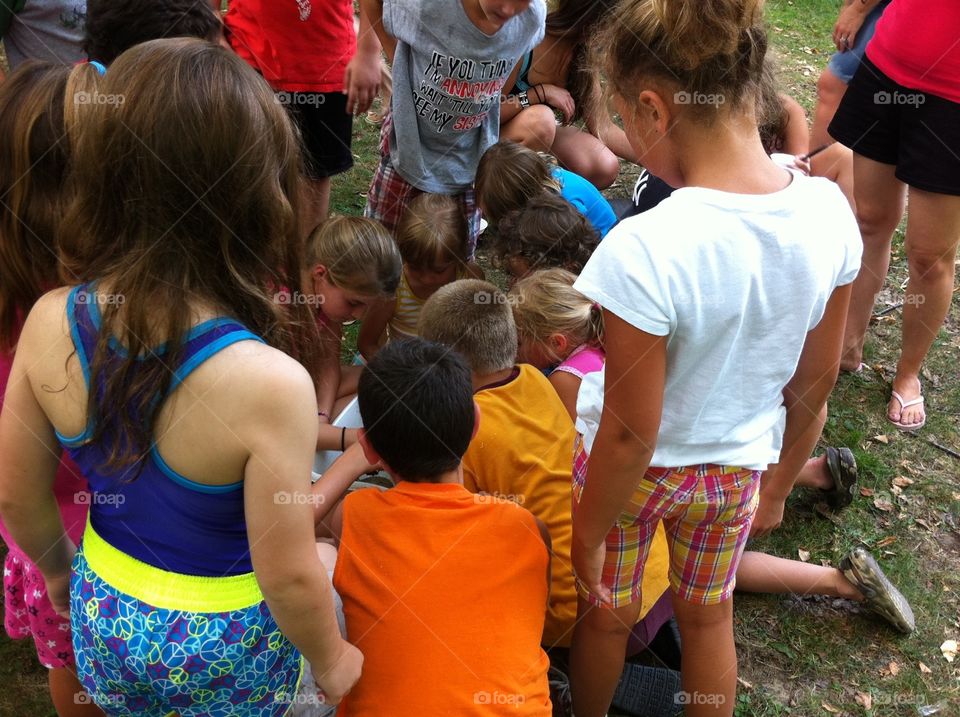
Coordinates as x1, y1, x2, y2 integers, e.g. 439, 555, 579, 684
572, 436, 760, 607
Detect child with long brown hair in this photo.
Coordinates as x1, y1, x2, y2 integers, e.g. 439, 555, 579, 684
357, 193, 483, 358
567, 1, 862, 715
0, 39, 361, 716
0, 59, 104, 717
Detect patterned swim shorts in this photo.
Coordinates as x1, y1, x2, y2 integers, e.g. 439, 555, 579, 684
71, 523, 303, 716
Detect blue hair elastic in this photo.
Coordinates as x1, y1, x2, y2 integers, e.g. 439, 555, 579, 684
88, 60, 107, 76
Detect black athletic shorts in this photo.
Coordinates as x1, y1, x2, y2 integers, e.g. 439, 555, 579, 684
829, 55, 960, 196
277, 91, 354, 180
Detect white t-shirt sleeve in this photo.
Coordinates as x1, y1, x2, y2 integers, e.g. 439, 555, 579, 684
574, 222, 673, 337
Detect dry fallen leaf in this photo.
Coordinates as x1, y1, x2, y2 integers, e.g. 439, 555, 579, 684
821, 703, 841, 714
888, 661, 900, 676
941, 639, 957, 662
798, 549, 811, 562
874, 497, 894, 512
875, 536, 897, 548
873, 434, 890, 444
919, 661, 932, 673
737, 677, 754, 689
860, 487, 875, 497
892, 476, 914, 487
855, 692, 873, 709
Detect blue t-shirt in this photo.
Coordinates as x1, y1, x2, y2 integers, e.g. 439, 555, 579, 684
554, 168, 616, 238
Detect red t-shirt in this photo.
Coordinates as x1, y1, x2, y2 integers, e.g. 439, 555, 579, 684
866, 0, 960, 104
224, 0, 357, 92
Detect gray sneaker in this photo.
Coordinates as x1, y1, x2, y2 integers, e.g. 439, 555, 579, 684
840, 547, 915, 634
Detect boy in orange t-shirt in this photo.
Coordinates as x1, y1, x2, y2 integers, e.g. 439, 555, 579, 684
328, 338, 553, 717
419, 279, 671, 652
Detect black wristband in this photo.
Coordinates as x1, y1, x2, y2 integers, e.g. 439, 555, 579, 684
340, 427, 347, 453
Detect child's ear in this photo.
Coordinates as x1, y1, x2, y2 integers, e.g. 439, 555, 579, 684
357, 429, 381, 465
638, 89, 672, 136
312, 264, 327, 280
550, 333, 568, 356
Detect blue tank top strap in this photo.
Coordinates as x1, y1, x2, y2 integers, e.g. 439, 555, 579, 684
512, 50, 534, 93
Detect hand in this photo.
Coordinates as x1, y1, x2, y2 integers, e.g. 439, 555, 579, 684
791, 155, 811, 175
832, 3, 868, 52
749, 490, 785, 538
44, 570, 72, 619
312, 639, 364, 706
343, 51, 382, 116
540, 84, 575, 124
570, 536, 612, 606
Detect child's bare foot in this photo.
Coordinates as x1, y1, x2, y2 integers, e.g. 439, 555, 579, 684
888, 374, 925, 431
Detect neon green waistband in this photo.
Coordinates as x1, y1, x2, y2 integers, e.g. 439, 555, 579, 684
81, 520, 264, 612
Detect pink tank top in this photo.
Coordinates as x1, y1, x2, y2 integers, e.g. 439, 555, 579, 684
553, 344, 605, 380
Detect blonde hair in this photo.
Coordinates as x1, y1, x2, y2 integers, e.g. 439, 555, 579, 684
474, 141, 561, 226
396, 193, 469, 269
509, 268, 604, 364
593, 0, 767, 121
307, 215, 401, 297
418, 279, 517, 375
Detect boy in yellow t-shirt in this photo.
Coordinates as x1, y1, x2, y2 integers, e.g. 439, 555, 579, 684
419, 279, 670, 650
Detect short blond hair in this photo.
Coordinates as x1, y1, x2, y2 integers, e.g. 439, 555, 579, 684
418, 279, 517, 375
509, 268, 604, 364
396, 193, 469, 269
307, 215, 401, 297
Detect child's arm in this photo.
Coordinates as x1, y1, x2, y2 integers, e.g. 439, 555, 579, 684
750, 283, 853, 537
243, 357, 362, 704
548, 371, 581, 423
359, 0, 395, 63
0, 301, 75, 616
570, 312, 666, 605
312, 442, 379, 534
356, 296, 394, 361
779, 93, 810, 158
345, 0, 385, 116
534, 515, 553, 606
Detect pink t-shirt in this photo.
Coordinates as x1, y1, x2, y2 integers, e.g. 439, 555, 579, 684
553, 344, 605, 380
867, 0, 960, 103
0, 319, 88, 557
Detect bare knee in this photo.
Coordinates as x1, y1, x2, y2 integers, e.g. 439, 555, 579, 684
505, 105, 557, 152
586, 151, 621, 190
578, 602, 636, 639
906, 245, 957, 282
855, 198, 902, 240
816, 68, 846, 107
672, 594, 732, 630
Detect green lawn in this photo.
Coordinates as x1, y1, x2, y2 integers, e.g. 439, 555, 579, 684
2, 2, 959, 715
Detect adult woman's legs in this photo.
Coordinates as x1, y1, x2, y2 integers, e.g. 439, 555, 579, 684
841, 155, 907, 370
811, 68, 847, 151
890, 186, 960, 426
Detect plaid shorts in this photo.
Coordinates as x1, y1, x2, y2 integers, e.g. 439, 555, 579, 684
572, 436, 760, 607
364, 112, 481, 258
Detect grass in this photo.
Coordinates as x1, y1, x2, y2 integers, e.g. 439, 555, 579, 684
3, 2, 959, 715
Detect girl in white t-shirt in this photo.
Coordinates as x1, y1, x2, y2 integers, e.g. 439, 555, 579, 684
566, 2, 862, 716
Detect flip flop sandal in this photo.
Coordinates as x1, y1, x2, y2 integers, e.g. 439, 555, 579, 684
839, 547, 915, 634
888, 390, 926, 432
823, 446, 857, 509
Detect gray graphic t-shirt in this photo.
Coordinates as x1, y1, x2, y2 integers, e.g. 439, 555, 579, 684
384, 0, 545, 193
3, 0, 86, 68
